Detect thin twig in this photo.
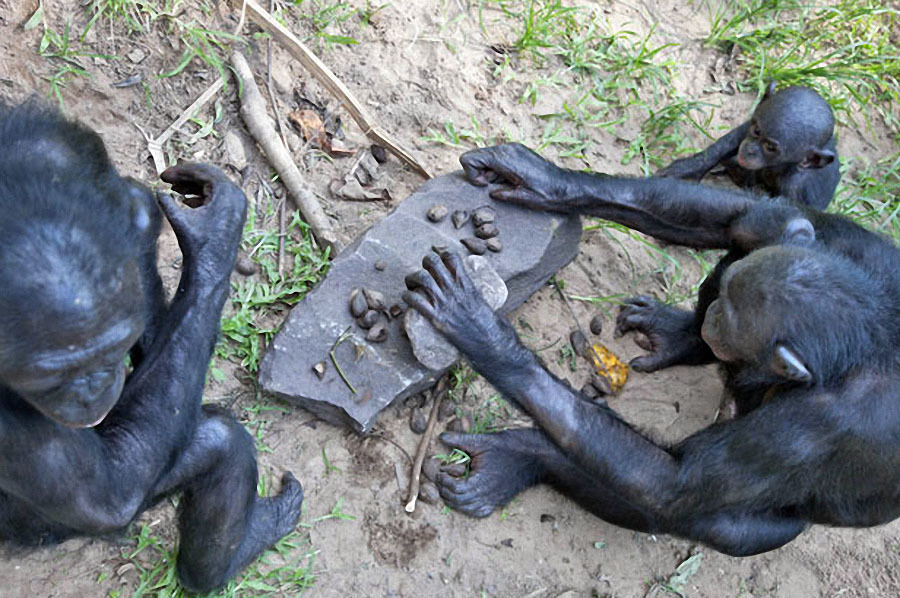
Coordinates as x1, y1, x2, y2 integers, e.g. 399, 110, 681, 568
277, 196, 286, 277
554, 280, 610, 377
231, 50, 341, 253
405, 375, 450, 513
329, 326, 357, 394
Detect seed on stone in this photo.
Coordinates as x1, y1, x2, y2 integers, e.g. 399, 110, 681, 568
475, 223, 499, 239
589, 314, 603, 336
570, 330, 590, 358
374, 260, 387, 271
363, 288, 386, 311
486, 238, 502, 253
234, 252, 259, 276
580, 382, 599, 399
349, 288, 368, 317
461, 237, 486, 255
409, 408, 428, 434
389, 303, 405, 318
312, 361, 327, 379
591, 373, 613, 396
472, 207, 495, 227
418, 480, 441, 505
366, 322, 387, 342
451, 210, 469, 229
427, 204, 449, 223
358, 309, 380, 329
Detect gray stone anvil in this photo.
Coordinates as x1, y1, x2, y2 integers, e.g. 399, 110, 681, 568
258, 172, 581, 432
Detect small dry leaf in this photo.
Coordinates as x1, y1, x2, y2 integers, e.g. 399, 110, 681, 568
288, 109, 327, 147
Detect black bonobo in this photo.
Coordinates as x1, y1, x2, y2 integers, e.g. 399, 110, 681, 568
402, 142, 900, 557
657, 84, 840, 210
0, 103, 303, 592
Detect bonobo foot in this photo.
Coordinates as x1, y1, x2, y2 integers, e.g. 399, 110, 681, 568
615, 296, 711, 372
436, 430, 544, 518
252, 472, 305, 543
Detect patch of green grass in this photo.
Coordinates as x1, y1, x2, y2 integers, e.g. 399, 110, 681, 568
216, 193, 330, 373
292, 0, 360, 48
111, 523, 316, 597
705, 0, 900, 126
832, 152, 900, 237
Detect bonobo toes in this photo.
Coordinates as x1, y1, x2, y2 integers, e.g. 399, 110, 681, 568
615, 296, 699, 372
268, 472, 305, 539
435, 432, 539, 518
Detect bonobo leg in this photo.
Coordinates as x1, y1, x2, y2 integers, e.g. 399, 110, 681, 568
150, 406, 304, 593
438, 428, 654, 531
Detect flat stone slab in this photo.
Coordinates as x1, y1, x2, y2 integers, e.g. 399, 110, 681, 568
258, 172, 581, 432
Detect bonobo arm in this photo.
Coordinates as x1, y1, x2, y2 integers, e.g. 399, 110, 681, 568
656, 121, 750, 181
405, 252, 834, 555
461, 143, 810, 250
0, 164, 245, 532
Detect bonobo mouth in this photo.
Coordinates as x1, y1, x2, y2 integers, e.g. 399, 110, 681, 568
36, 363, 127, 428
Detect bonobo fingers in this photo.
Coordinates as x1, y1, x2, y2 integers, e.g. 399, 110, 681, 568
656, 157, 705, 181
459, 145, 523, 187
615, 296, 698, 373
160, 162, 227, 202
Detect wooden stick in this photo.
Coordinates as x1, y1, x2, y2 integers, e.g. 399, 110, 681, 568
405, 375, 449, 513
230, 0, 432, 179
231, 50, 342, 254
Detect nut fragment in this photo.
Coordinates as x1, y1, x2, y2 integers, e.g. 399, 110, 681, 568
409, 408, 427, 434
370, 144, 388, 163
590, 373, 613, 396
472, 207, 495, 227
363, 288, 386, 311
486, 238, 502, 253
461, 237, 487, 255
374, 260, 387, 271
234, 253, 259, 276
569, 330, 590, 358
366, 322, 388, 342
349, 288, 368, 317
312, 361, 327, 379
589, 314, 603, 336
389, 303, 405, 318
475, 223, 499, 239
451, 210, 469, 229
358, 309, 380, 329
427, 204, 449, 223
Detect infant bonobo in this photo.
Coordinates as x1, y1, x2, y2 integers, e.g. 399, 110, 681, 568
657, 84, 840, 209
0, 103, 303, 592
403, 143, 900, 557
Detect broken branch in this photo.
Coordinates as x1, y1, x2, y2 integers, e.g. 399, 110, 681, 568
405, 375, 450, 513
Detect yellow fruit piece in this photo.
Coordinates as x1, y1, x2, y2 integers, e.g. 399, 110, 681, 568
589, 343, 628, 392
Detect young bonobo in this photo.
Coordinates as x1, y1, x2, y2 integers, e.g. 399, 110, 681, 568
0, 103, 303, 592
403, 142, 900, 556
657, 84, 840, 210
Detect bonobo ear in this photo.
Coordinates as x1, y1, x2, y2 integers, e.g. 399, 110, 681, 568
772, 344, 812, 383
781, 217, 815, 246
799, 149, 835, 170
763, 82, 777, 100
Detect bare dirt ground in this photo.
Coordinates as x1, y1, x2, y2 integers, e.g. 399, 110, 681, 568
1, 1, 899, 597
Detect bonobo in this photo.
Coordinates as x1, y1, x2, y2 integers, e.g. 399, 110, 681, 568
402, 142, 900, 557
0, 103, 303, 592
657, 84, 840, 210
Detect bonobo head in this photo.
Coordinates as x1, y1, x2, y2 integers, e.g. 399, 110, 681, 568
701, 245, 886, 386
0, 176, 147, 427
737, 84, 835, 172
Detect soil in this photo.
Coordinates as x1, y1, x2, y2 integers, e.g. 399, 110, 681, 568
1, 1, 899, 597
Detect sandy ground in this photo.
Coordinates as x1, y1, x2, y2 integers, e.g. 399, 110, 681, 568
0, 1, 899, 597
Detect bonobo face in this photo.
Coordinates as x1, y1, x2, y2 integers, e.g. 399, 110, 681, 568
0, 259, 145, 428
736, 119, 778, 171
3, 318, 143, 427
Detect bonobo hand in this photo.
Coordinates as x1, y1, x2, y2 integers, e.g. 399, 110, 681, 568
655, 156, 706, 181
402, 251, 503, 361
615, 296, 705, 372
460, 143, 574, 212
158, 163, 247, 280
